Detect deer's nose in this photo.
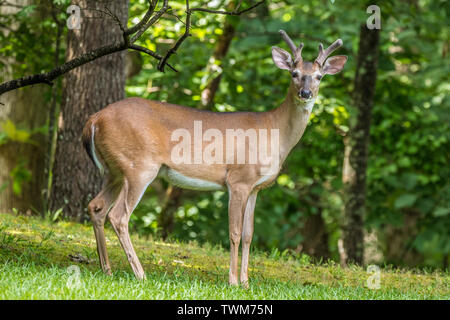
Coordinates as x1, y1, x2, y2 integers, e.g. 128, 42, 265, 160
300, 89, 312, 99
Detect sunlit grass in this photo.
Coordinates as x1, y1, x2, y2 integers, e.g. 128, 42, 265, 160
0, 213, 448, 299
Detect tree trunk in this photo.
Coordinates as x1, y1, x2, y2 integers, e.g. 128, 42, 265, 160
341, 24, 380, 265
0, 88, 47, 215
0, 0, 47, 215
298, 212, 330, 260
50, 0, 128, 220
157, 185, 183, 240
295, 183, 330, 260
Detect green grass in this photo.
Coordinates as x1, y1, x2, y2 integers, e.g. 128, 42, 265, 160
0, 213, 448, 299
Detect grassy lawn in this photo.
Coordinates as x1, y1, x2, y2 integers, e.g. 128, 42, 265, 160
0, 213, 448, 299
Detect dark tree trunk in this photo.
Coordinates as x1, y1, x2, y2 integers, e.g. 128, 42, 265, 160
341, 25, 380, 265
295, 183, 330, 260
51, 0, 128, 220
157, 185, 184, 240
299, 212, 330, 260
0, 0, 47, 215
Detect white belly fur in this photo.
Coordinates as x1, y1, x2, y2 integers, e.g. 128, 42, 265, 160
158, 167, 224, 191
255, 174, 274, 187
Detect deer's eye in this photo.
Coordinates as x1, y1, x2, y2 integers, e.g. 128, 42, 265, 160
316, 75, 322, 81
292, 71, 299, 78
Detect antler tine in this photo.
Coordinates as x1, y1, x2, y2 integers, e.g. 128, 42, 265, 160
295, 42, 304, 64
279, 30, 303, 65
279, 30, 297, 53
315, 39, 343, 66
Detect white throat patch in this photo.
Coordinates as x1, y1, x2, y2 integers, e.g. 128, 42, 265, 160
293, 98, 316, 113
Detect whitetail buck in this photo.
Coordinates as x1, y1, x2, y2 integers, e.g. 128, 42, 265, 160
82, 30, 347, 287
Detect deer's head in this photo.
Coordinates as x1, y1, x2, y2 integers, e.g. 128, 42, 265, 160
272, 30, 347, 102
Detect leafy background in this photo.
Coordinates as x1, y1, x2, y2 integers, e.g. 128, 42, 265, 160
1, 0, 449, 269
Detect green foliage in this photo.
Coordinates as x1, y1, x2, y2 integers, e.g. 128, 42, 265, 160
0, 120, 31, 144
0, 120, 45, 197
0, 1, 66, 203
9, 159, 32, 195
1, 0, 448, 269
0, 119, 46, 145
0, 1, 68, 82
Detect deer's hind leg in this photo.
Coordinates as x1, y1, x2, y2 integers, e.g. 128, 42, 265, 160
88, 175, 120, 275
107, 164, 160, 280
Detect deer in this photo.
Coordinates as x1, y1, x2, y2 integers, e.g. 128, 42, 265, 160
82, 30, 347, 287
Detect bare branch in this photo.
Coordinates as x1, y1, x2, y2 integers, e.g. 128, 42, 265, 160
157, 0, 191, 72
129, 44, 177, 71
235, 0, 244, 12
0, 42, 126, 95
130, 0, 170, 43
0, 0, 265, 96
104, 6, 126, 33
83, 7, 125, 32
157, 0, 267, 72
125, 0, 157, 36
165, 8, 186, 25
190, 0, 266, 16
0, 0, 163, 96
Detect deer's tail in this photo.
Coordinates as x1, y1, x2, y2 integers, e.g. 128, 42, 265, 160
82, 115, 104, 176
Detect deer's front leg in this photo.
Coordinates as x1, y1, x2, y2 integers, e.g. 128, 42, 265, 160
240, 191, 258, 288
227, 184, 251, 286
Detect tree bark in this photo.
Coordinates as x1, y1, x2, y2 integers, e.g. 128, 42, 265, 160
0, 0, 47, 215
341, 24, 380, 265
50, 0, 129, 220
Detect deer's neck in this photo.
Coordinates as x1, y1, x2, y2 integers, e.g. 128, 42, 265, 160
272, 83, 316, 161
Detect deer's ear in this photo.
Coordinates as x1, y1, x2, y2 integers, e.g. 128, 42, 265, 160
271, 46, 293, 70
323, 55, 348, 75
